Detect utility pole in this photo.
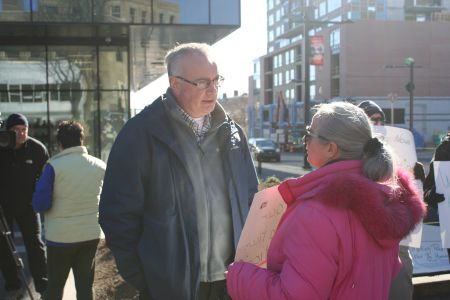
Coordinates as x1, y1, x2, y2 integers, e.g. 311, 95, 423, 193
388, 92, 397, 125
385, 57, 419, 131
293, 6, 351, 170
302, 6, 312, 170
405, 57, 415, 131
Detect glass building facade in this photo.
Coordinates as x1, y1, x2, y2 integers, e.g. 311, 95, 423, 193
0, 0, 240, 160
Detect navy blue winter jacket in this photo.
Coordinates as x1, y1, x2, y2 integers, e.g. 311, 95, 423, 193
99, 95, 258, 300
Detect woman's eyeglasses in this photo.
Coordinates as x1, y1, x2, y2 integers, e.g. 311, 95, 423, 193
302, 126, 329, 143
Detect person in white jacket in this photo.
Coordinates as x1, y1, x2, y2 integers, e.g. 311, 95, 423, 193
33, 120, 106, 300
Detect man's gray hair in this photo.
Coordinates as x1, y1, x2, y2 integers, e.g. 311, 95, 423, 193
165, 43, 214, 76
312, 101, 395, 182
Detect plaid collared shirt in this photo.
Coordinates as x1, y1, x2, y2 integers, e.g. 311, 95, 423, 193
176, 106, 211, 142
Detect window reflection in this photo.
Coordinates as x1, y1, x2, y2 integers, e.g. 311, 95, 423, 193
0, 44, 129, 157
0, 0, 31, 21
153, 0, 181, 24
34, 0, 92, 22
0, 0, 240, 25
95, 0, 152, 24
99, 46, 128, 90
211, 0, 239, 25
99, 91, 128, 161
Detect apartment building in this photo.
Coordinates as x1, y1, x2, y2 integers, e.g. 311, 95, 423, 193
249, 0, 450, 146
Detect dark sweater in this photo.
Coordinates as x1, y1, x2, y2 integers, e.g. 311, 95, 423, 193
0, 136, 49, 214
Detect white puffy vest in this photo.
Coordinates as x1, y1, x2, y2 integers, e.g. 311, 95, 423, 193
44, 146, 106, 243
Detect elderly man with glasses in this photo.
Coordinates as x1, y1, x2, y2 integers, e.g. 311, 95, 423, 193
99, 43, 258, 300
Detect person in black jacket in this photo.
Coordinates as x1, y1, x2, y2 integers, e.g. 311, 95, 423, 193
99, 43, 258, 300
0, 113, 48, 299
423, 132, 450, 260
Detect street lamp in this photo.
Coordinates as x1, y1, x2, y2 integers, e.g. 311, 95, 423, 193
388, 92, 397, 125
385, 57, 420, 131
405, 57, 415, 131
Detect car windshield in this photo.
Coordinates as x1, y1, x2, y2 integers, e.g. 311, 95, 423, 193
256, 140, 275, 147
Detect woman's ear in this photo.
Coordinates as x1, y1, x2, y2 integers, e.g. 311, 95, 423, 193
327, 141, 341, 161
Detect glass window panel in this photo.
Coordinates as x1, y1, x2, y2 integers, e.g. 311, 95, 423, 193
0, 0, 31, 21
154, 0, 206, 24
45, 46, 98, 154
48, 91, 97, 155
0, 45, 46, 105
0, 45, 49, 152
46, 24, 97, 38
94, 0, 152, 23
47, 46, 98, 96
34, 0, 92, 22
99, 46, 128, 90
211, 0, 239, 25
99, 91, 129, 161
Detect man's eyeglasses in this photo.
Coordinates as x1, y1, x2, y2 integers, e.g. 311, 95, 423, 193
174, 75, 224, 90
302, 126, 329, 143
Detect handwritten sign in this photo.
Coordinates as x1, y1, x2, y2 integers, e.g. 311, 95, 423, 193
410, 224, 450, 274
373, 125, 423, 248
373, 125, 417, 172
235, 185, 287, 268
434, 161, 450, 248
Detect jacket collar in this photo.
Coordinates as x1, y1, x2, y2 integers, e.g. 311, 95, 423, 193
51, 146, 87, 160
143, 89, 232, 151
279, 160, 426, 247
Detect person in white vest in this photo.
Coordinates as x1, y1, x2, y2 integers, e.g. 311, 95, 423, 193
32, 120, 106, 300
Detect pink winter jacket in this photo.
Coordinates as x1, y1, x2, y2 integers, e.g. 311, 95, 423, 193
227, 160, 426, 300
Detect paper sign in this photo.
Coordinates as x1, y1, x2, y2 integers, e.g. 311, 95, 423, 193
410, 224, 450, 274
373, 125, 417, 172
373, 125, 423, 247
235, 185, 287, 268
434, 161, 450, 248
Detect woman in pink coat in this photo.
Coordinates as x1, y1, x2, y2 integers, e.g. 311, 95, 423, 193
226, 102, 426, 300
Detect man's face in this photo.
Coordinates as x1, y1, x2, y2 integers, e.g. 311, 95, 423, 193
369, 113, 384, 126
10, 124, 28, 148
170, 53, 220, 118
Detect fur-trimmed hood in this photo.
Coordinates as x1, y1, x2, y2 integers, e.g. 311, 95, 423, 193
278, 160, 426, 248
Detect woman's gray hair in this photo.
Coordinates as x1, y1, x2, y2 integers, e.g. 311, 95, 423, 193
312, 101, 395, 182
165, 43, 214, 76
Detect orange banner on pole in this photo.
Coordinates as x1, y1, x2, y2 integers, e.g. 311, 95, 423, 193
310, 35, 325, 66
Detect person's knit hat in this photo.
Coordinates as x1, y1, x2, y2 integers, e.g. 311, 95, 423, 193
357, 100, 385, 120
6, 113, 29, 130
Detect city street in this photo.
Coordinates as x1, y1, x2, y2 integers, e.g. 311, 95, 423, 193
256, 149, 435, 182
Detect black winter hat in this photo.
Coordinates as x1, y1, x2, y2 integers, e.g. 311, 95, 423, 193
357, 100, 385, 121
6, 113, 29, 130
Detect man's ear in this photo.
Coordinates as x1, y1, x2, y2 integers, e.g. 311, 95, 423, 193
169, 76, 178, 89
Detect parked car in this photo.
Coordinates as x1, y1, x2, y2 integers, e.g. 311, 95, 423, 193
248, 138, 281, 162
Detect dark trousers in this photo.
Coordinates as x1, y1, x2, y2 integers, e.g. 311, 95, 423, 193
139, 279, 230, 300
0, 207, 47, 293
198, 280, 231, 300
43, 239, 99, 300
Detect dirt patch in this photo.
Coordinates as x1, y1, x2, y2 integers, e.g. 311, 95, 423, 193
94, 239, 139, 300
